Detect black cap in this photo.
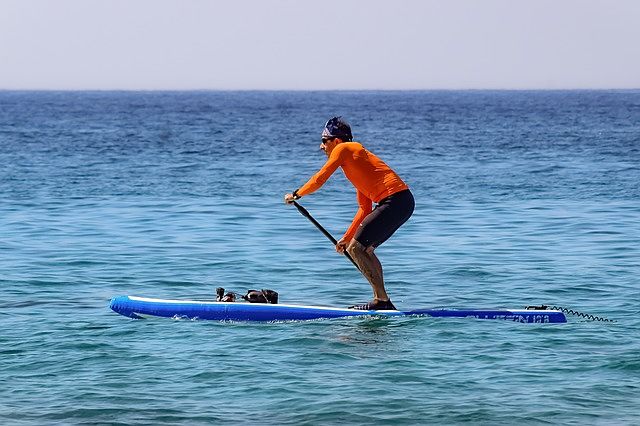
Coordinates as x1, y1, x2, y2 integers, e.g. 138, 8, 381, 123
322, 116, 352, 141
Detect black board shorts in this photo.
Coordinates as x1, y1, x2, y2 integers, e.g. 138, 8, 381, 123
354, 189, 414, 248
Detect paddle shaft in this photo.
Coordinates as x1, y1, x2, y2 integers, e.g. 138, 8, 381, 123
292, 201, 360, 271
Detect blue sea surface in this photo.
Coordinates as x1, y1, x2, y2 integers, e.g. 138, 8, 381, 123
1, 91, 639, 425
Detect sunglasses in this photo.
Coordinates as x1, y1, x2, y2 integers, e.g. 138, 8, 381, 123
321, 137, 336, 145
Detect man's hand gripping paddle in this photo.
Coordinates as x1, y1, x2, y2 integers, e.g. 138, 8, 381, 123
291, 201, 361, 271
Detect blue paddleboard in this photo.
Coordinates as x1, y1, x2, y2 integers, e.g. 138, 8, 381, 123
110, 296, 567, 323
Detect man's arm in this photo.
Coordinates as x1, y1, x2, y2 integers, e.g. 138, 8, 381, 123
294, 145, 345, 198
340, 190, 373, 244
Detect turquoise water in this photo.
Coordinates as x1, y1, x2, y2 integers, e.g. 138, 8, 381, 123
1, 91, 639, 424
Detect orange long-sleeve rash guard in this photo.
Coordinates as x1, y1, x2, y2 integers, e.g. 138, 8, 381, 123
296, 142, 409, 241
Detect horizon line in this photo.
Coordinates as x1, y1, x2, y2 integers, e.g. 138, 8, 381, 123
1, 87, 639, 92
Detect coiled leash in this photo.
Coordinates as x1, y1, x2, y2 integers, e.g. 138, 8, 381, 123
527, 305, 615, 322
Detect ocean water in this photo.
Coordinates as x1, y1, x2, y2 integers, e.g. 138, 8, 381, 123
1, 90, 639, 425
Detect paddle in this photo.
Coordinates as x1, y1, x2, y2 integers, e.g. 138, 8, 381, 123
291, 200, 361, 271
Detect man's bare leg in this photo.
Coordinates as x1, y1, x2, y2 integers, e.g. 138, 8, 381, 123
346, 239, 389, 301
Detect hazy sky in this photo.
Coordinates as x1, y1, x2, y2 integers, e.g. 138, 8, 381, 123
1, 0, 639, 90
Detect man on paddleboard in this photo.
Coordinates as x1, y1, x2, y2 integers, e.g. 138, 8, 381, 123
284, 117, 414, 310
